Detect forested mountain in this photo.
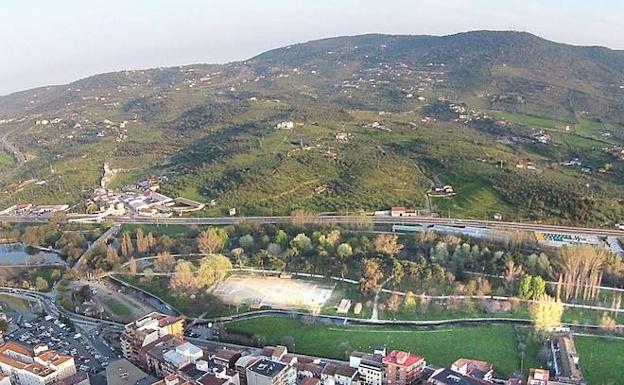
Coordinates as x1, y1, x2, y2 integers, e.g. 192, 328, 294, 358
1, 31, 624, 224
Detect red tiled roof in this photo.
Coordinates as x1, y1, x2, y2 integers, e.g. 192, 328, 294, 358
382, 350, 423, 368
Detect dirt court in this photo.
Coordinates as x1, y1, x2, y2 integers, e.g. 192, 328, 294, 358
210, 274, 334, 310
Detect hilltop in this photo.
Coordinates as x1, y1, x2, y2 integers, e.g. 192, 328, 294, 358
0, 31, 623, 224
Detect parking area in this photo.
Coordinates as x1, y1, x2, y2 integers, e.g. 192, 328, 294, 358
5, 316, 120, 374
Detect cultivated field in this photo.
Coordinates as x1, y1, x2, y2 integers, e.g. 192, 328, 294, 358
210, 274, 334, 310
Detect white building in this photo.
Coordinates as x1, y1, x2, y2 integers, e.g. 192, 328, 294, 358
0, 342, 76, 385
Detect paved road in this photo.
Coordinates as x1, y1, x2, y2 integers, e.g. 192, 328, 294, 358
74, 224, 121, 270
0, 128, 26, 164
1, 214, 623, 237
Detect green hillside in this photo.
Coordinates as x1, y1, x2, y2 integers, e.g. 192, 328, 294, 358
0, 31, 623, 224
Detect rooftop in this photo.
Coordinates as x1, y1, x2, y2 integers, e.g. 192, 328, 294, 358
248, 359, 288, 378
106, 359, 155, 385
428, 368, 490, 385
383, 350, 423, 368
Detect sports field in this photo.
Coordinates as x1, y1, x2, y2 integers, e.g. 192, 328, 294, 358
210, 274, 334, 310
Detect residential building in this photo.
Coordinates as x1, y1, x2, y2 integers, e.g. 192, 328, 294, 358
121, 313, 185, 366
427, 368, 490, 385
260, 347, 288, 363
551, 334, 586, 385
355, 354, 384, 385
150, 374, 192, 385
161, 342, 203, 374
383, 351, 425, 385
320, 363, 358, 385
246, 359, 295, 385
235, 357, 260, 385
0, 341, 76, 385
51, 372, 90, 385
450, 359, 493, 382
527, 369, 548, 385
145, 336, 183, 376
213, 351, 243, 370
105, 359, 155, 385
298, 378, 319, 385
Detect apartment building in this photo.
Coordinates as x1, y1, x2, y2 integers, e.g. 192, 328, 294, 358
246, 359, 295, 385
383, 351, 425, 385
354, 353, 385, 385
120, 312, 185, 366
0, 342, 76, 385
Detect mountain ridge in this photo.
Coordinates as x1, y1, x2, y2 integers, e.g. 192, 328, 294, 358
0, 30, 623, 223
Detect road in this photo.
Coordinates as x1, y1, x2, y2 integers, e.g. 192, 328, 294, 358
0, 214, 623, 237
0, 127, 26, 164
74, 224, 121, 270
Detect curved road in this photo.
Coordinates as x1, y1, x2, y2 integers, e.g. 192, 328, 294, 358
0, 128, 26, 164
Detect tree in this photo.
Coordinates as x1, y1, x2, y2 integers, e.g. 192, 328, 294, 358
128, 257, 138, 274
386, 293, 401, 313
282, 336, 295, 351
154, 251, 175, 272
600, 313, 617, 332
198, 228, 228, 255
518, 274, 545, 300
374, 234, 403, 256
196, 254, 232, 288
504, 258, 522, 291
267, 243, 282, 257
557, 245, 608, 302
239, 234, 255, 250
291, 234, 312, 251
336, 243, 353, 259
275, 230, 288, 248
136, 228, 149, 254
402, 291, 417, 312
120, 232, 134, 259
35, 277, 49, 291
529, 294, 564, 336
106, 246, 121, 267
51, 269, 61, 281
359, 259, 383, 294
170, 260, 198, 293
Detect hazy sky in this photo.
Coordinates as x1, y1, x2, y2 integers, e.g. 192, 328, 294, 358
1, 0, 623, 95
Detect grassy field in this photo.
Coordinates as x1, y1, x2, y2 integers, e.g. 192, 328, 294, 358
488, 110, 569, 130
105, 298, 132, 318
225, 317, 540, 377
575, 335, 624, 385
0, 294, 33, 311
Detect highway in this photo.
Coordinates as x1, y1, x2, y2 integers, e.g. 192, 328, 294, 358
1, 214, 623, 237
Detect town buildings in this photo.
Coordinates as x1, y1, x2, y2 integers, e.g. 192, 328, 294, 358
0, 341, 76, 385
120, 312, 185, 366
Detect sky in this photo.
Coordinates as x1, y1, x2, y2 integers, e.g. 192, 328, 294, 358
1, 0, 623, 95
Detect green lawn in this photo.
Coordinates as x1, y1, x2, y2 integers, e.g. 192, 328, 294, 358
225, 317, 541, 377
105, 298, 132, 318
489, 111, 569, 130
575, 335, 624, 385
0, 294, 33, 311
